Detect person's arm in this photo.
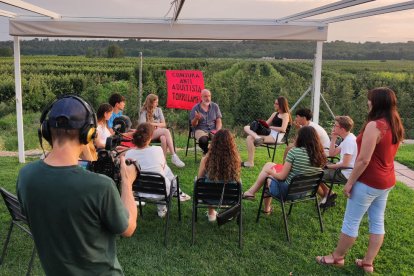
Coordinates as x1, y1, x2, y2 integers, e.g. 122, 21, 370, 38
156, 108, 167, 128
269, 113, 289, 133
198, 156, 207, 178
327, 154, 352, 169
343, 122, 380, 197
215, 118, 222, 131
119, 156, 138, 237
328, 130, 341, 156
266, 112, 276, 126
265, 162, 292, 180
191, 107, 203, 127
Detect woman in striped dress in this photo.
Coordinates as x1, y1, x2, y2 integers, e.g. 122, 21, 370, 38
242, 126, 326, 213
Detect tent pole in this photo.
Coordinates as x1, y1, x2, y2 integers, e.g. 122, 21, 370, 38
138, 52, 143, 117
13, 36, 25, 163
312, 41, 323, 124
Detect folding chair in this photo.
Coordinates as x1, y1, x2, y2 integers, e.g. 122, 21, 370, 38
256, 172, 324, 242
192, 178, 243, 248
185, 120, 209, 162
260, 124, 291, 162
151, 126, 176, 152
0, 188, 36, 276
132, 172, 181, 247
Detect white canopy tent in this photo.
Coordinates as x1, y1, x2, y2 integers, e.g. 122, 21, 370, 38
1, 0, 414, 163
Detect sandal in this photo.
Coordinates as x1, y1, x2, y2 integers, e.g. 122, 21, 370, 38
315, 254, 345, 267
355, 259, 374, 273
241, 162, 254, 168
261, 207, 274, 215
242, 193, 255, 200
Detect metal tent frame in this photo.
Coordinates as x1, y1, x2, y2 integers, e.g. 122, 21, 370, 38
1, 0, 414, 162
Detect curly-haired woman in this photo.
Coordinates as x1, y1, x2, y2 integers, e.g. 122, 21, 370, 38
316, 87, 404, 273
139, 93, 185, 168
125, 123, 191, 218
197, 129, 241, 222
242, 96, 292, 168
242, 126, 326, 214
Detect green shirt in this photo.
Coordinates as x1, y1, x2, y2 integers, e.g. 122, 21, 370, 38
285, 147, 323, 185
17, 160, 129, 276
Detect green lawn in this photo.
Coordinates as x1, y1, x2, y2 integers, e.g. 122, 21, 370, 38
1, 139, 413, 275
395, 143, 414, 170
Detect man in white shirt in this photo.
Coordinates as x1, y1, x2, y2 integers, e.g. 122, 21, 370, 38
320, 115, 358, 208
293, 108, 330, 149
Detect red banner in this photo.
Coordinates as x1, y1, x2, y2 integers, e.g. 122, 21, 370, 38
166, 70, 204, 110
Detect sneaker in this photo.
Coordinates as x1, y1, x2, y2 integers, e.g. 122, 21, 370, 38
157, 206, 168, 218
135, 201, 146, 206
319, 193, 338, 208
207, 210, 217, 222
179, 192, 191, 202
171, 154, 185, 168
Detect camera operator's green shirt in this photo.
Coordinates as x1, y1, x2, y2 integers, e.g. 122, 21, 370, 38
17, 160, 129, 275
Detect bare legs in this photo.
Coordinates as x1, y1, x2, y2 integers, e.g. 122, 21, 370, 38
243, 125, 275, 167
244, 162, 275, 197
152, 128, 175, 157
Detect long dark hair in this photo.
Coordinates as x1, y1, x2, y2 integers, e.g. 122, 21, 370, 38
205, 129, 241, 182
277, 96, 292, 123
295, 126, 326, 168
96, 103, 113, 127
364, 87, 404, 144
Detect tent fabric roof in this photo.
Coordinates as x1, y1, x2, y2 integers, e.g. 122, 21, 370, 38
9, 19, 328, 41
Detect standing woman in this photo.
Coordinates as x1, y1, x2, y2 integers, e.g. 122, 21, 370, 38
139, 94, 185, 168
95, 103, 113, 149
316, 88, 405, 273
197, 129, 241, 222
242, 96, 292, 168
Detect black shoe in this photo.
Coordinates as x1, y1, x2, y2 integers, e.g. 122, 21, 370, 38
320, 200, 336, 209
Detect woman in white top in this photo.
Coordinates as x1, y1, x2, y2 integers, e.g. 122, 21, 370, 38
242, 96, 292, 168
139, 94, 185, 168
95, 103, 113, 149
125, 123, 190, 218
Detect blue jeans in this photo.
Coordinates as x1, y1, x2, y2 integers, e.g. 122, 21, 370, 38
341, 181, 392, 238
269, 179, 289, 199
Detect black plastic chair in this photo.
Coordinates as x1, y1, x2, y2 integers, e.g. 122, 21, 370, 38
151, 126, 176, 152
256, 172, 324, 242
185, 120, 209, 162
192, 178, 243, 248
260, 124, 291, 162
132, 171, 181, 247
0, 188, 36, 276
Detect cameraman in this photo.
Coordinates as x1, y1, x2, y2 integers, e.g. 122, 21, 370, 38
17, 96, 137, 275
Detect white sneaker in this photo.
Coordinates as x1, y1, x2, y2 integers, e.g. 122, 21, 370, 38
135, 201, 146, 206
158, 206, 167, 218
179, 192, 191, 202
207, 210, 217, 222
171, 154, 185, 168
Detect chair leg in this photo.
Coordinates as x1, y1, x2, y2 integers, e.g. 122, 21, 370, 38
0, 222, 13, 264
256, 187, 266, 223
26, 246, 36, 276
164, 201, 172, 247
239, 208, 243, 249
138, 200, 144, 218
266, 145, 271, 158
176, 178, 182, 221
185, 133, 191, 157
287, 204, 293, 216
194, 139, 197, 162
315, 197, 324, 233
322, 182, 335, 214
271, 145, 277, 162
280, 202, 291, 242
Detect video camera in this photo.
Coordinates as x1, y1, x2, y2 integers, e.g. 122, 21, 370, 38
105, 115, 133, 151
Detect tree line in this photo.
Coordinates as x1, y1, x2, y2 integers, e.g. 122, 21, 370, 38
1, 39, 414, 60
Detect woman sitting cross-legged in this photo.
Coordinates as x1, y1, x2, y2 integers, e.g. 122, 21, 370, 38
125, 123, 191, 218
242, 126, 326, 214
242, 96, 292, 168
197, 129, 241, 222
139, 93, 185, 168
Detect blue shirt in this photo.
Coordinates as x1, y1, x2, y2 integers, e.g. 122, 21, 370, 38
189, 102, 222, 131
108, 111, 123, 129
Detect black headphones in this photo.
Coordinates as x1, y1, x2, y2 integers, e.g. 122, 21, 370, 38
38, 95, 97, 146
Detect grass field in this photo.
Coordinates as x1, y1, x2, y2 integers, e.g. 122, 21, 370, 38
395, 143, 414, 170
0, 138, 413, 275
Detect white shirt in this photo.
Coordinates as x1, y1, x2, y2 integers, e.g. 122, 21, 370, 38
309, 121, 331, 149
125, 146, 174, 198
96, 123, 112, 149
338, 133, 358, 179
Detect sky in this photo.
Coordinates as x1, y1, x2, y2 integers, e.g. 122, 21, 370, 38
0, 0, 413, 42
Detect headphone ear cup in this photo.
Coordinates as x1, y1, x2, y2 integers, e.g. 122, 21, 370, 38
41, 120, 52, 145
79, 125, 96, 145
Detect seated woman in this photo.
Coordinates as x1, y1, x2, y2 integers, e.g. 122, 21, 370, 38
139, 93, 185, 168
197, 129, 241, 222
125, 123, 191, 218
95, 103, 113, 149
242, 96, 291, 168
242, 126, 326, 213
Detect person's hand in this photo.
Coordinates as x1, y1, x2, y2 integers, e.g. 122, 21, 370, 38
265, 168, 275, 178
343, 182, 353, 198
120, 156, 137, 186
293, 121, 301, 130
331, 128, 338, 140
195, 111, 203, 120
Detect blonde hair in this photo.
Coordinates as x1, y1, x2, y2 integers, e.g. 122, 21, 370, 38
141, 93, 158, 123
